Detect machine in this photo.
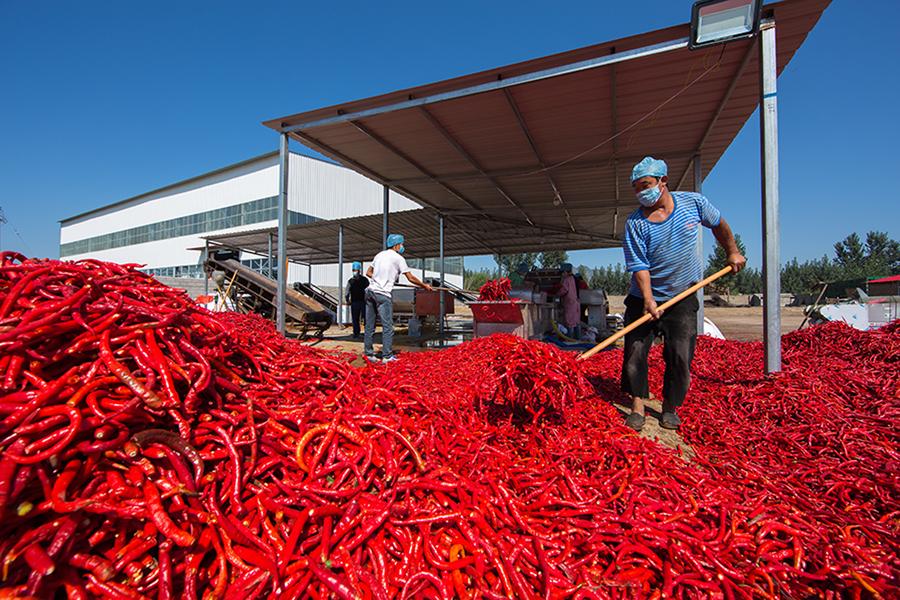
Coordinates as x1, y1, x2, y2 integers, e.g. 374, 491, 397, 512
470, 268, 610, 340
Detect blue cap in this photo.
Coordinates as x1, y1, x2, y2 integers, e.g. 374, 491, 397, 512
560, 263, 573, 273
386, 233, 404, 248
352, 261, 362, 271
631, 156, 668, 182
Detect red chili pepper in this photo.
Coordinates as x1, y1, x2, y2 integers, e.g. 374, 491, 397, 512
142, 478, 194, 547
1, 256, 897, 598
99, 329, 162, 409
477, 278, 512, 301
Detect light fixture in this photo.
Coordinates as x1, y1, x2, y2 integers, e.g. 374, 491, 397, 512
689, 0, 762, 50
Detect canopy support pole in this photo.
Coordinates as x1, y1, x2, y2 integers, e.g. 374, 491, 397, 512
203, 240, 209, 295
337, 224, 344, 327
611, 60, 620, 239
439, 214, 445, 346
267, 232, 274, 278
760, 22, 782, 373
694, 154, 705, 335
382, 185, 389, 248
276, 133, 289, 334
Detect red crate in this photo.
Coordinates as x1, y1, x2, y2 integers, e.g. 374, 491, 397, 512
469, 301, 524, 324
414, 290, 455, 316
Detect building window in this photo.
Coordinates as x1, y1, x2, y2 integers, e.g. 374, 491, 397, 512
60, 197, 317, 257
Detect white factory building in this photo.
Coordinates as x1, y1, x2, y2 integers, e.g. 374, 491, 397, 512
59, 151, 463, 292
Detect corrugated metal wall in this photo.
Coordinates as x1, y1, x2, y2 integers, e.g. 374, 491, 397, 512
58, 153, 463, 289
288, 154, 418, 218
60, 155, 279, 243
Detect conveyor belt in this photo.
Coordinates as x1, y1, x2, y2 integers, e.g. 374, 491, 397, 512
206, 258, 333, 337
293, 282, 338, 313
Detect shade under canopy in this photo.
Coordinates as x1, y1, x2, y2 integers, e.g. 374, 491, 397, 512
203, 208, 613, 264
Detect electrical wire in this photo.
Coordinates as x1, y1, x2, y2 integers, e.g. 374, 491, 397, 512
0, 207, 33, 254
509, 45, 728, 179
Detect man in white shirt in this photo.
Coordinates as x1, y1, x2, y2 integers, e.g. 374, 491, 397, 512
364, 233, 433, 362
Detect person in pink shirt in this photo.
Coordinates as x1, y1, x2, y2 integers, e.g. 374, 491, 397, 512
555, 263, 581, 339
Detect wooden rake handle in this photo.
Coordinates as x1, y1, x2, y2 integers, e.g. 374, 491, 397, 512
577, 266, 734, 361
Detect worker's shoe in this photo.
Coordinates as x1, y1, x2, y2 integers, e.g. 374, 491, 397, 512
381, 355, 398, 363
660, 411, 681, 430
625, 412, 645, 432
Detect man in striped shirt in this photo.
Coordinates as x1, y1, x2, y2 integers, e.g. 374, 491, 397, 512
622, 157, 745, 432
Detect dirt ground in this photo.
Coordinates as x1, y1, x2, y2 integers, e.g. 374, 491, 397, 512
605, 296, 807, 342
298, 303, 804, 452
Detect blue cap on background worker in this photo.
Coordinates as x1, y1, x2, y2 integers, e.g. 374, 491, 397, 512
352, 261, 362, 273
560, 263, 573, 273
386, 234, 405, 254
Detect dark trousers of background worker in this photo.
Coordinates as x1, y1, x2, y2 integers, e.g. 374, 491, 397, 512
364, 289, 394, 358
350, 300, 365, 337
620, 293, 698, 414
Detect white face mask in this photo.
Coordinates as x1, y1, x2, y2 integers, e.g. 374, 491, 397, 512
637, 184, 662, 207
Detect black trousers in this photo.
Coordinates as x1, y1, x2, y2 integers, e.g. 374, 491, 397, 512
620, 293, 698, 413
350, 300, 365, 337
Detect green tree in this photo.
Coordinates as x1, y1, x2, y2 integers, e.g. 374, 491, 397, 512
834, 233, 868, 279
589, 264, 630, 295
464, 269, 492, 291
863, 231, 900, 276
705, 235, 760, 294
832, 230, 900, 280
538, 250, 569, 269
494, 253, 538, 276
780, 256, 838, 294
736, 268, 762, 294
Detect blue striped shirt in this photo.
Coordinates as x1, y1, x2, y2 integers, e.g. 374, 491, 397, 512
623, 192, 721, 301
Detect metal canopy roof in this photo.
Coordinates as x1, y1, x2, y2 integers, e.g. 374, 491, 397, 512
262, 0, 828, 248
204, 208, 612, 265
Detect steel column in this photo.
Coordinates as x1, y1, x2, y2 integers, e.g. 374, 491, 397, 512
267, 233, 273, 278
759, 23, 782, 373
382, 185, 389, 248
611, 59, 620, 239
203, 240, 209, 295
337, 225, 344, 327
693, 155, 705, 335
276, 134, 289, 334
438, 214, 445, 345
308, 264, 312, 284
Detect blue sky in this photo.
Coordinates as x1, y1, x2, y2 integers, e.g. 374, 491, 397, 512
1, 1, 897, 271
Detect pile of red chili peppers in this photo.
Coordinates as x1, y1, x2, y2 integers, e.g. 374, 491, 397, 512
0, 253, 896, 598
477, 278, 512, 301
